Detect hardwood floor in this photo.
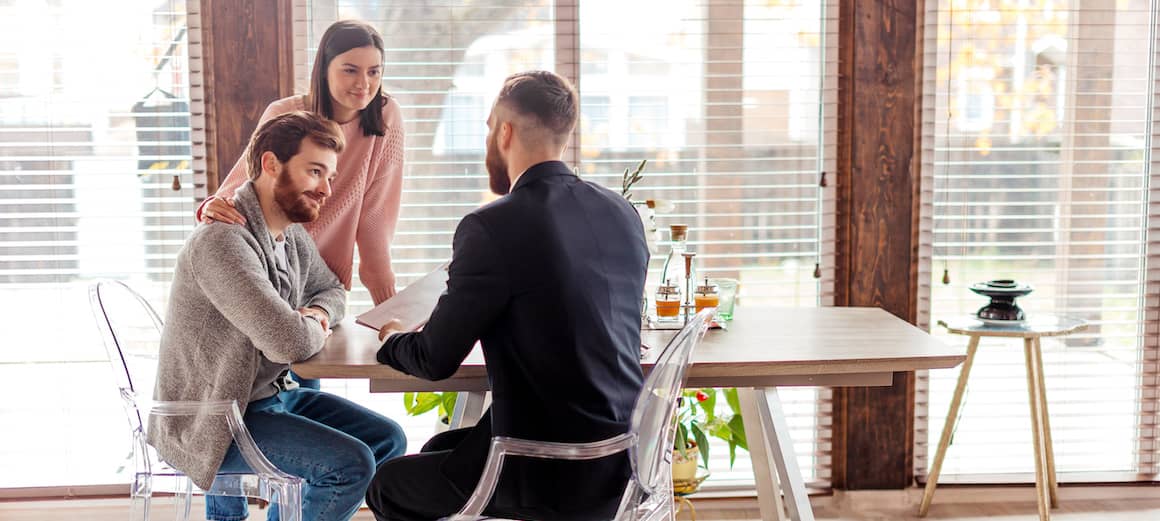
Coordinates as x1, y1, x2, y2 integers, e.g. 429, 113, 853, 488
2, 489, 1158, 520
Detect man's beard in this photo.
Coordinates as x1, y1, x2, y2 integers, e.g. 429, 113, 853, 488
485, 132, 510, 195
274, 166, 323, 223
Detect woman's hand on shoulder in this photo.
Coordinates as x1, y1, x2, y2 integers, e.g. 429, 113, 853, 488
202, 196, 246, 225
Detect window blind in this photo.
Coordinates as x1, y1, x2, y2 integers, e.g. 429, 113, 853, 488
572, 0, 838, 490
916, 0, 1160, 482
0, 0, 195, 487
300, 0, 837, 491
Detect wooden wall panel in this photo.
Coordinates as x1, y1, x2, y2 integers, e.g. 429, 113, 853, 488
199, 0, 294, 193
832, 0, 922, 490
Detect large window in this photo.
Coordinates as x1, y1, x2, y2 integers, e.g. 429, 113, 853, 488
917, 0, 1160, 482
0, 0, 194, 488
0, 0, 837, 492
302, 0, 838, 490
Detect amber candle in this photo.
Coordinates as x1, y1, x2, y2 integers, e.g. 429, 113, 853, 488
694, 295, 719, 312
656, 299, 681, 317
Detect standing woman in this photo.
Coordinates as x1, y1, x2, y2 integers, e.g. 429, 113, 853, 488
199, 20, 404, 306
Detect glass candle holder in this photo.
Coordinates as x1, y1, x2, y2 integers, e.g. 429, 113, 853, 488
693, 278, 719, 313
655, 280, 682, 321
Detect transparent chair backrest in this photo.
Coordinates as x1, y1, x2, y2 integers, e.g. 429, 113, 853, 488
628, 308, 714, 495
89, 280, 165, 431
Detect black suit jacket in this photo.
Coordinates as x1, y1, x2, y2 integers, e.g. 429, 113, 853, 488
378, 160, 649, 519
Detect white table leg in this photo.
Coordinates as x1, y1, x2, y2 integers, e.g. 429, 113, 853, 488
741, 387, 814, 521
449, 391, 487, 429
1032, 338, 1059, 508
739, 388, 786, 521
1023, 338, 1050, 521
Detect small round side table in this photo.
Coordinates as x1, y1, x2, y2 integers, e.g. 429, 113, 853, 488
918, 315, 1087, 521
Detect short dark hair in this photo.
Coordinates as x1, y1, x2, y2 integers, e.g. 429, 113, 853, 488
308, 20, 389, 137
496, 70, 578, 146
246, 111, 345, 180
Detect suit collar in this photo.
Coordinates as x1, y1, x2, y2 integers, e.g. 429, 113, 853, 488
509, 160, 573, 193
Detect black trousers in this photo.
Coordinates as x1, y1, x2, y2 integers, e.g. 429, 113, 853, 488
365, 422, 626, 521
366, 426, 466, 521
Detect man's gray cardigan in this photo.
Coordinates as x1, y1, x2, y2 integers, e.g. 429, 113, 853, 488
148, 181, 346, 489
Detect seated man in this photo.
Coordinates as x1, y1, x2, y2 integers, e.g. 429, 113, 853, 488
366, 71, 649, 521
150, 111, 406, 521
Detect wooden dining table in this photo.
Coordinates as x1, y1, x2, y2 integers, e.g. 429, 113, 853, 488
295, 306, 964, 521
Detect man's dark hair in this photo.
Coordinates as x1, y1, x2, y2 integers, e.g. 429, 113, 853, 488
246, 111, 345, 180
496, 70, 579, 147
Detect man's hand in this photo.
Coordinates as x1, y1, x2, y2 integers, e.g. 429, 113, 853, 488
202, 196, 246, 225
378, 319, 405, 342
298, 306, 331, 334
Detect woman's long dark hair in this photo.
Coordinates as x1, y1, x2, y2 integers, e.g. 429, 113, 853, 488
308, 20, 388, 137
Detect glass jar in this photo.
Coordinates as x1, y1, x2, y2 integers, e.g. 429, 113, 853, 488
655, 280, 682, 321
693, 278, 719, 313
660, 224, 695, 292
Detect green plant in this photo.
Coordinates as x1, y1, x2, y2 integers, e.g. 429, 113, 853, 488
675, 388, 748, 468
403, 391, 458, 425
620, 159, 647, 201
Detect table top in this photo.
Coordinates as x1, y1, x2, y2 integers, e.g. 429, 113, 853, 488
294, 306, 965, 391
938, 315, 1088, 338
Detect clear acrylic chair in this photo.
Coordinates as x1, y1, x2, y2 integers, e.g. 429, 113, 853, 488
443, 308, 716, 521
89, 279, 303, 521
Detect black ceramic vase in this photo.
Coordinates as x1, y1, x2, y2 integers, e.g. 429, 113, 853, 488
969, 279, 1033, 322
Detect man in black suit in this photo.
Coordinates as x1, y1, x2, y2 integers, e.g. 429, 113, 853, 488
365, 70, 649, 521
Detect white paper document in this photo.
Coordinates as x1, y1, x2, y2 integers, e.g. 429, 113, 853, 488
355, 263, 449, 332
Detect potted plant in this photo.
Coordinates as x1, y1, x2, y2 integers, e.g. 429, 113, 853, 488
673, 388, 749, 486
403, 391, 458, 430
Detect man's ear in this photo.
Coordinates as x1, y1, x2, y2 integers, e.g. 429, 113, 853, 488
499, 120, 514, 151
259, 151, 281, 178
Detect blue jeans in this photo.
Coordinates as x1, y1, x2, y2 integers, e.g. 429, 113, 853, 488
289, 369, 320, 390
205, 388, 406, 521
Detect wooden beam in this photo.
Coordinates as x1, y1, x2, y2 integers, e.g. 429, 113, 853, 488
198, 0, 294, 194
831, 0, 922, 490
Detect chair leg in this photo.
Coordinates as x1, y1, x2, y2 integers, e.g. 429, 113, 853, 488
130, 475, 150, 521
919, 334, 981, 516
612, 480, 643, 520
1032, 338, 1059, 508
175, 476, 192, 521
284, 478, 306, 519
262, 478, 299, 519
1023, 338, 1050, 521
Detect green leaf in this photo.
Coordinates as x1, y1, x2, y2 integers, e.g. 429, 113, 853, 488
404, 392, 442, 416
724, 387, 742, 415
727, 415, 748, 451
439, 392, 459, 419
620, 159, 648, 199
708, 421, 731, 441
675, 423, 690, 457
691, 423, 710, 468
